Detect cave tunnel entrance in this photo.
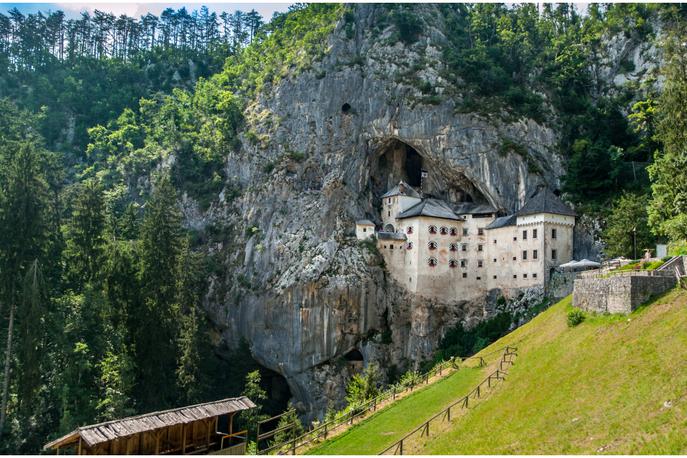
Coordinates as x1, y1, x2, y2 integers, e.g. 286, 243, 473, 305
258, 366, 292, 416
369, 137, 494, 214
344, 348, 364, 361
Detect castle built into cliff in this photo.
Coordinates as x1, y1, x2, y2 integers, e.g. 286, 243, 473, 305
356, 181, 576, 302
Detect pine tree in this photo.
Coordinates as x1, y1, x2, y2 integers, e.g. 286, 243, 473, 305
135, 173, 183, 409
239, 370, 268, 440
648, 17, 687, 241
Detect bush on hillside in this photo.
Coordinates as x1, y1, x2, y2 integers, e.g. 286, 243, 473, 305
567, 309, 586, 327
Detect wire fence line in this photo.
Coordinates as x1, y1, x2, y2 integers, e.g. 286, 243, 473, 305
257, 344, 516, 455
378, 346, 518, 455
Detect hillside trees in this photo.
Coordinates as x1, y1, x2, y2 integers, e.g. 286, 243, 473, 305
648, 16, 687, 241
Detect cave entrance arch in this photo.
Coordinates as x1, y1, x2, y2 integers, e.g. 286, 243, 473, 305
371, 139, 425, 198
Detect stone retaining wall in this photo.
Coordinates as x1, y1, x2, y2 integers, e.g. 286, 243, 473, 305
573, 272, 677, 314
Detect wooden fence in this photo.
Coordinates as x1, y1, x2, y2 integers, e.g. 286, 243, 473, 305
378, 346, 518, 455
258, 348, 511, 455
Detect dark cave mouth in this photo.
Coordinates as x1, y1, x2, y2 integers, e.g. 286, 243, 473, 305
370, 138, 491, 206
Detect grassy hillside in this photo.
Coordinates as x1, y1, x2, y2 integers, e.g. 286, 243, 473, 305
308, 291, 687, 454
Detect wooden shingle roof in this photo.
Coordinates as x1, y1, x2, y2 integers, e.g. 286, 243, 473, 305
44, 396, 256, 450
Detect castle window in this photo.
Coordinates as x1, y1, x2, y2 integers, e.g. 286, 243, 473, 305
493, 239, 497, 244
523, 230, 527, 240
524, 273, 528, 278
513, 236, 517, 241
440, 226, 449, 235
478, 260, 483, 268
407, 226, 413, 234
513, 274, 517, 279
383, 245, 387, 249
512, 256, 516, 261
493, 275, 497, 279
462, 244, 467, 252
478, 228, 484, 235
449, 259, 458, 268
463, 228, 468, 236
533, 229, 538, 238
450, 227, 458, 236
533, 250, 538, 259
522, 250, 528, 260
428, 241, 438, 250
533, 273, 538, 278
476, 276, 481, 280
429, 225, 438, 234
552, 249, 557, 260
388, 211, 391, 217
407, 242, 413, 250
428, 257, 438, 267
552, 228, 557, 239
450, 243, 458, 252
363, 228, 367, 232
493, 258, 497, 263
388, 198, 392, 204
462, 272, 467, 278
478, 244, 483, 252
460, 259, 467, 268
390, 245, 394, 250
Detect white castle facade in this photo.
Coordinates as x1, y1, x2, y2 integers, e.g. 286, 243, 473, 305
356, 181, 575, 302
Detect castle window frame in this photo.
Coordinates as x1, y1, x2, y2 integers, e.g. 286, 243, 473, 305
478, 228, 484, 235
533, 249, 538, 259
449, 259, 458, 268
428, 257, 438, 267
533, 273, 538, 278
440, 226, 449, 235
513, 274, 517, 279
552, 249, 558, 260
429, 225, 438, 234
513, 236, 517, 241
462, 272, 467, 278
476, 276, 482, 280
524, 273, 528, 278
523, 230, 527, 240
450, 243, 458, 252
552, 228, 557, 239
493, 275, 497, 279
460, 259, 467, 268
478, 260, 483, 268
407, 242, 413, 250
533, 229, 538, 238
478, 244, 484, 252
390, 244, 394, 250
407, 226, 414, 234
522, 250, 528, 260
493, 258, 497, 263
461, 244, 467, 252
463, 228, 468, 236
388, 198, 392, 204
450, 227, 458, 236
428, 240, 438, 250
512, 256, 516, 261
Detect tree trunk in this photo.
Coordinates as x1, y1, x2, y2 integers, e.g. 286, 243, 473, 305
0, 302, 16, 437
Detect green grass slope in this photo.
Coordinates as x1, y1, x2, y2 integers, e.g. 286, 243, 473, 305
308, 291, 687, 454
307, 366, 485, 455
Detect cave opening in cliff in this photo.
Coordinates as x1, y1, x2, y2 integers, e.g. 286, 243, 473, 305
344, 348, 364, 361
257, 366, 292, 415
371, 139, 424, 199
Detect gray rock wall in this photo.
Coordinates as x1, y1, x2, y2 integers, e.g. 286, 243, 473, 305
573, 273, 676, 314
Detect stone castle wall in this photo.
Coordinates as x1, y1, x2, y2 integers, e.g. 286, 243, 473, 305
573, 272, 677, 314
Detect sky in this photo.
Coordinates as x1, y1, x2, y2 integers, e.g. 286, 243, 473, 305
0, 2, 293, 19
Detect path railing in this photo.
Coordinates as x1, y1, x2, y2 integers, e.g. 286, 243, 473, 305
378, 346, 518, 455
257, 349, 503, 455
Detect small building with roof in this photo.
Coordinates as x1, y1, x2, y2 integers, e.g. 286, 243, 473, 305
43, 396, 255, 455
356, 182, 576, 301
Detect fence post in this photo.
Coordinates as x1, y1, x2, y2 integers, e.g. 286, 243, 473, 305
477, 385, 481, 398
291, 437, 296, 455
399, 439, 403, 455
373, 397, 377, 412
487, 375, 491, 388
447, 406, 451, 422
324, 422, 328, 439
479, 357, 485, 367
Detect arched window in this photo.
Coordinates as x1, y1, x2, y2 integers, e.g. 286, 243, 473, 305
407, 226, 413, 234
450, 243, 458, 252
428, 257, 438, 267
406, 242, 413, 250
440, 226, 448, 235
449, 259, 458, 268
450, 227, 458, 236
428, 225, 437, 234
427, 241, 438, 250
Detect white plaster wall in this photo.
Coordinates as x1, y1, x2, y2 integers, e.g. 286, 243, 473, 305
355, 224, 375, 240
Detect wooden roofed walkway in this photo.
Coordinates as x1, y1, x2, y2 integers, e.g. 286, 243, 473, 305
44, 396, 256, 455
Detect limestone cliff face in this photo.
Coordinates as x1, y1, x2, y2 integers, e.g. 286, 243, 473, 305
198, 5, 652, 419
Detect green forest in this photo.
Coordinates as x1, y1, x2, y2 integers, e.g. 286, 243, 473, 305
0, 2, 686, 453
